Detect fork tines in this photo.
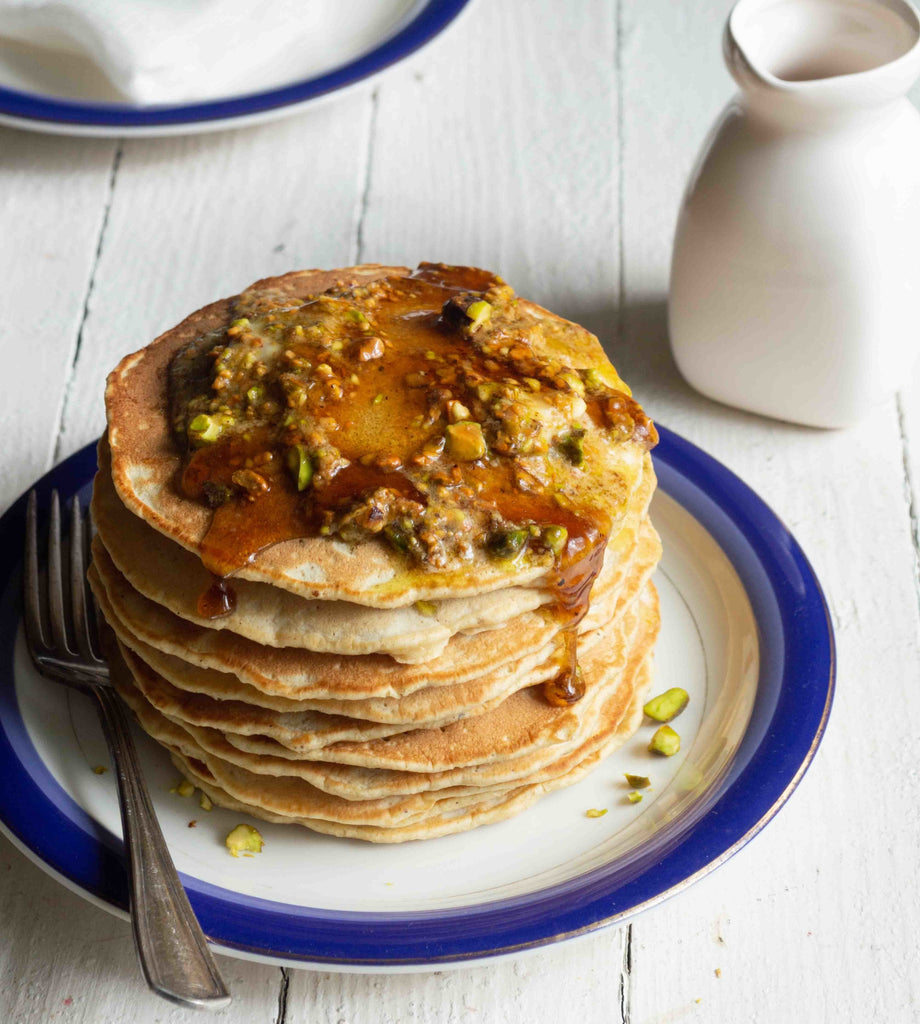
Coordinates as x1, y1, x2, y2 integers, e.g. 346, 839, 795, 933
24, 489, 107, 681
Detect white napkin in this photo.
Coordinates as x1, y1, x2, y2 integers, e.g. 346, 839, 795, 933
0, 0, 322, 104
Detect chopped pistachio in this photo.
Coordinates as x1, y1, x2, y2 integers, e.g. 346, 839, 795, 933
557, 429, 586, 466
199, 793, 213, 811
489, 528, 528, 559
415, 600, 437, 616
627, 791, 643, 804
188, 413, 223, 444
585, 808, 608, 819
558, 371, 586, 395
225, 824, 264, 858
543, 525, 568, 555
624, 773, 651, 789
347, 309, 367, 323
170, 778, 195, 798
648, 725, 681, 757
446, 400, 472, 423
643, 687, 690, 723
246, 384, 263, 405
465, 299, 492, 331
373, 393, 385, 405
445, 421, 486, 461
286, 445, 314, 491
92, 765, 108, 775
384, 523, 411, 553
583, 368, 605, 389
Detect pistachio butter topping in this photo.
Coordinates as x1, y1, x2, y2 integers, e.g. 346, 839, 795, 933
167, 263, 657, 705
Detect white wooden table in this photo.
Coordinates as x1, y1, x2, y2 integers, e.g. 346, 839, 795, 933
3, 1, 919, 1020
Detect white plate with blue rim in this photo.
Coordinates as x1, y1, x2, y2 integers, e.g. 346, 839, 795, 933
0, 426, 834, 971
0, 0, 473, 138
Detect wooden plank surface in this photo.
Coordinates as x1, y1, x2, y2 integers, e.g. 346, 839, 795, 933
2, 0, 919, 1020
0, 131, 116, 497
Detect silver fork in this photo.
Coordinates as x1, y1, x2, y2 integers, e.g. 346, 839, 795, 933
24, 489, 231, 1011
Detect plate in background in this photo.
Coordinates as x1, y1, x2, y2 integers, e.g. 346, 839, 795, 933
0, 427, 834, 970
0, 0, 473, 137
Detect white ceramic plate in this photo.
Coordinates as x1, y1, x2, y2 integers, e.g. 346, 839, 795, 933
0, 0, 473, 137
0, 429, 834, 970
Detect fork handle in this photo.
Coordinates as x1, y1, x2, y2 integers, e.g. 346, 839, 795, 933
91, 685, 232, 1011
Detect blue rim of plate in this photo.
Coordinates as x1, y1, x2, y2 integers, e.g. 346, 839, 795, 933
0, 0, 471, 129
0, 426, 834, 966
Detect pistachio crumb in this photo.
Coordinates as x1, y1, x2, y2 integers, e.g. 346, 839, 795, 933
585, 808, 608, 819
188, 413, 222, 444
648, 725, 681, 757
465, 299, 492, 331
445, 421, 486, 461
643, 687, 690, 723
286, 445, 314, 491
225, 824, 264, 858
543, 525, 568, 555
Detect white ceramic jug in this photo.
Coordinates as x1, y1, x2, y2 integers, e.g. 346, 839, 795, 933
669, 0, 920, 428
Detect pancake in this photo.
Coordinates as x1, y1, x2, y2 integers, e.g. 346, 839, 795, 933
93, 262, 664, 843
111, 609, 655, 829
91, 519, 660, 718
105, 264, 654, 606
214, 587, 657, 772
113, 595, 640, 749
92, 455, 551, 663
167, 657, 652, 843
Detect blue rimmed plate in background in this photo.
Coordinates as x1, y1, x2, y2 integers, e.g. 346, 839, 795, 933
0, 0, 473, 137
0, 427, 834, 971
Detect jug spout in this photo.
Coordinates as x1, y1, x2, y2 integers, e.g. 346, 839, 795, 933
725, 0, 920, 120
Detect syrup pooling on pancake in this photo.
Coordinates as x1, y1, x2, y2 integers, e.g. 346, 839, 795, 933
168, 264, 657, 704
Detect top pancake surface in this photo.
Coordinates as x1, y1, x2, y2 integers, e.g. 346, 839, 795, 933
106, 263, 655, 607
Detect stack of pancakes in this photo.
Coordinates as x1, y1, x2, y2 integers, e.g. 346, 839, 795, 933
89, 264, 661, 843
